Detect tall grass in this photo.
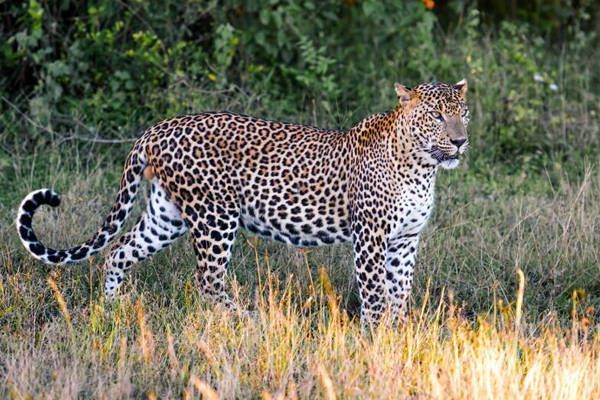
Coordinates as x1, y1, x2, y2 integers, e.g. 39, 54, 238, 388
1, 265, 598, 399
1, 161, 598, 398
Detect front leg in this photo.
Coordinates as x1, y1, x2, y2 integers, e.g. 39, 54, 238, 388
351, 219, 388, 327
385, 234, 420, 323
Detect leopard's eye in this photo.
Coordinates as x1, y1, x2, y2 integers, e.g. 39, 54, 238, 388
461, 109, 469, 118
430, 111, 444, 122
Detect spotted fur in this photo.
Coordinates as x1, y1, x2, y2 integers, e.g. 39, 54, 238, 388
16, 80, 469, 325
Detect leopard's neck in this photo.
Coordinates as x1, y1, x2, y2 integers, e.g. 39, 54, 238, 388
342, 108, 438, 177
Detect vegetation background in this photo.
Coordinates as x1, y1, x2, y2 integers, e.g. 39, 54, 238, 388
0, 0, 599, 398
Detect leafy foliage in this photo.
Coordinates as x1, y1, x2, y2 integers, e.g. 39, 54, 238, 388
0, 0, 598, 168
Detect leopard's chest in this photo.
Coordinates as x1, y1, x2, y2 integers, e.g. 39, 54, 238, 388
389, 178, 436, 238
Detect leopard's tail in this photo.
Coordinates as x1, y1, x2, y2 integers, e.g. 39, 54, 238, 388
16, 143, 147, 265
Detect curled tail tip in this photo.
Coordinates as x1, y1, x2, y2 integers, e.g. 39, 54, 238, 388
17, 188, 63, 264
19, 189, 61, 212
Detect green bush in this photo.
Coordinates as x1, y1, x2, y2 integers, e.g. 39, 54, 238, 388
0, 0, 598, 169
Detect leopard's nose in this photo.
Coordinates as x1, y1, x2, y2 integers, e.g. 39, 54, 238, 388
451, 138, 467, 149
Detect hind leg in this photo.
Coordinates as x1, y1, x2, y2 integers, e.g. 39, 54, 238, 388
103, 180, 187, 299
183, 202, 240, 309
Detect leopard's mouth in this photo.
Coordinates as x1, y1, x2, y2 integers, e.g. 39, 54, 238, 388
429, 146, 459, 163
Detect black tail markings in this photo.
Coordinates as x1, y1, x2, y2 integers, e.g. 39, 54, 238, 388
16, 145, 146, 265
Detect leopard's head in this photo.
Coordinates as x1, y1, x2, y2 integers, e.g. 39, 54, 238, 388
395, 80, 469, 170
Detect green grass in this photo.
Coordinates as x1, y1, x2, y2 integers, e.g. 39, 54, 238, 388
1, 146, 598, 398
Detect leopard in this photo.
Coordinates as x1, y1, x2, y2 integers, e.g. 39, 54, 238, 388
16, 79, 469, 325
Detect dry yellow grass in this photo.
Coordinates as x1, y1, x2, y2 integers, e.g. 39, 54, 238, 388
1, 266, 599, 399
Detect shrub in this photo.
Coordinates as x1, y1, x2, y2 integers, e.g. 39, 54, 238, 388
0, 0, 598, 168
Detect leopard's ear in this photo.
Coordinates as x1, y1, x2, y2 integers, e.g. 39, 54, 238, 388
394, 83, 414, 107
454, 78, 468, 99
